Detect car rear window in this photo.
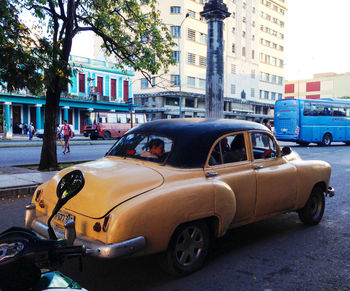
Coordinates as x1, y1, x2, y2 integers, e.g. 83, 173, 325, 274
106, 133, 173, 164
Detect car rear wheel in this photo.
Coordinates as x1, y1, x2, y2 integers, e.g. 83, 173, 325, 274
160, 221, 210, 276
298, 185, 325, 225
321, 133, 332, 146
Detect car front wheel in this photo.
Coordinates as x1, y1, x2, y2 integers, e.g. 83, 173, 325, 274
298, 185, 325, 225
161, 221, 210, 276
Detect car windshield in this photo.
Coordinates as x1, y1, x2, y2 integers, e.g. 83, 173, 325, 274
107, 133, 174, 164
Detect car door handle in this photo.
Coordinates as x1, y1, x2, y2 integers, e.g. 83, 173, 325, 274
205, 171, 218, 177
254, 165, 264, 170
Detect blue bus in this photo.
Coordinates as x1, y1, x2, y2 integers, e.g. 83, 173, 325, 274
274, 98, 350, 146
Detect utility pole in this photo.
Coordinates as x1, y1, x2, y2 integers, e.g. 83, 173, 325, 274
201, 0, 230, 118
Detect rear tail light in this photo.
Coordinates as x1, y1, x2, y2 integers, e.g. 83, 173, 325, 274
295, 126, 300, 135
103, 215, 111, 232
35, 189, 42, 202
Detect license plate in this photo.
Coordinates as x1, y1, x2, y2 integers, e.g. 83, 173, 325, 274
54, 211, 75, 225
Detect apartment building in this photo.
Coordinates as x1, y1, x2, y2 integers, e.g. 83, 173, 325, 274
94, 0, 287, 121
285, 72, 350, 100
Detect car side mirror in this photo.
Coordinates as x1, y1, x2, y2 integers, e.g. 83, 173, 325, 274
282, 146, 292, 156
47, 170, 85, 240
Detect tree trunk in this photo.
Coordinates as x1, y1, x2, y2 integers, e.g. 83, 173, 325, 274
39, 89, 60, 170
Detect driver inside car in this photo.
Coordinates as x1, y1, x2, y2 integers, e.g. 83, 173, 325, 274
140, 138, 165, 159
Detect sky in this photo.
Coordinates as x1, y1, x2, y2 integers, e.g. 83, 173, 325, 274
70, 0, 350, 81
285, 0, 350, 80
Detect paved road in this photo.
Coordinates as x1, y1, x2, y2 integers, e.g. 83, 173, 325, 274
1, 145, 349, 291
0, 143, 114, 166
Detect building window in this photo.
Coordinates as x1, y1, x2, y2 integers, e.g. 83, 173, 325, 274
278, 76, 283, 85
271, 92, 276, 100
242, 31, 246, 38
187, 76, 195, 87
173, 51, 180, 63
251, 88, 255, 98
185, 98, 195, 107
78, 73, 85, 93
232, 44, 235, 53
165, 97, 179, 106
278, 93, 283, 99
188, 10, 196, 18
199, 78, 206, 89
252, 50, 255, 59
171, 75, 180, 86
141, 78, 149, 89
264, 91, 269, 99
231, 64, 236, 74
232, 12, 236, 18
111, 78, 116, 100
242, 17, 246, 23
171, 26, 180, 37
199, 56, 206, 67
271, 75, 276, 84
187, 53, 196, 65
242, 47, 246, 57
199, 33, 207, 44
187, 28, 196, 41
243, 2, 247, 8
97, 76, 103, 96
141, 97, 148, 105
170, 6, 181, 14
231, 84, 236, 94
151, 77, 156, 87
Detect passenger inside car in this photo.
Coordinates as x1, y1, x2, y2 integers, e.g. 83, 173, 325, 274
223, 134, 247, 163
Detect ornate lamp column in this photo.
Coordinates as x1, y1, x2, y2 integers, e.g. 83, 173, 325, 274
200, 0, 230, 118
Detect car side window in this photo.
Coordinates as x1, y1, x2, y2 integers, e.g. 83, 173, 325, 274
209, 133, 247, 166
251, 133, 277, 160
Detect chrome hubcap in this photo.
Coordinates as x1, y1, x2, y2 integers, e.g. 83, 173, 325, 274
175, 226, 204, 266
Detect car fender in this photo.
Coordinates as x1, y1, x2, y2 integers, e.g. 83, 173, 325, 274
212, 180, 237, 237
105, 176, 217, 255
292, 160, 331, 209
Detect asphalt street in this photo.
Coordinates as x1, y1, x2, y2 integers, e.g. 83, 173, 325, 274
0, 144, 349, 290
0, 143, 113, 166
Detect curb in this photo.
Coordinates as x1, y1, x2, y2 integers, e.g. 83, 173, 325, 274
0, 184, 38, 199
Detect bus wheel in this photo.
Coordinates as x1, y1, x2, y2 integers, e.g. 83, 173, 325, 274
103, 131, 111, 139
322, 133, 332, 146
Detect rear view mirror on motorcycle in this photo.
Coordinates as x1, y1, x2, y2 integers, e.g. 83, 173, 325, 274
48, 170, 85, 240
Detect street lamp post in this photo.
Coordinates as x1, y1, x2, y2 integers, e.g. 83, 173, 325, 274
178, 13, 189, 118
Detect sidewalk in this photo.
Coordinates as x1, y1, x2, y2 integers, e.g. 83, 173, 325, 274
0, 166, 57, 199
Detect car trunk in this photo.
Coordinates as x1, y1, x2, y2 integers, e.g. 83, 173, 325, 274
47, 158, 164, 218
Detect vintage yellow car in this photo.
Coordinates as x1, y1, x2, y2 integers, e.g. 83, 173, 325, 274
25, 119, 334, 275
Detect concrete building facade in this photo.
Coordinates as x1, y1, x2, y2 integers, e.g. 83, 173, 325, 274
285, 72, 350, 100
127, 0, 287, 121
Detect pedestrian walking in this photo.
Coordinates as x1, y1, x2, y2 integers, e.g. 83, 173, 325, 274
59, 120, 73, 154
57, 123, 64, 147
28, 122, 35, 140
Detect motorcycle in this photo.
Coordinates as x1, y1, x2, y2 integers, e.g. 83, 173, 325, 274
0, 170, 98, 290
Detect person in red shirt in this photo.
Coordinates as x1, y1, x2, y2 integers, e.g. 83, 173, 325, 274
59, 120, 73, 154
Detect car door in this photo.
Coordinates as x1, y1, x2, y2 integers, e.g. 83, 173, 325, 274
250, 131, 298, 217
205, 132, 257, 224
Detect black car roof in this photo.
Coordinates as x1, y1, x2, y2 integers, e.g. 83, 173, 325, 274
128, 119, 268, 168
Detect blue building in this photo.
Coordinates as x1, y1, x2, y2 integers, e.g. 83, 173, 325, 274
0, 55, 134, 136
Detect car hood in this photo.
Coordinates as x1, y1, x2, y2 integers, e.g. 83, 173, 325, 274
48, 157, 164, 218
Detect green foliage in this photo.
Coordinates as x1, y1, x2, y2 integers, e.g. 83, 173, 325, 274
0, 0, 44, 94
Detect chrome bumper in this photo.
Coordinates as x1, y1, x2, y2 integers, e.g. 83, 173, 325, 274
327, 186, 335, 197
25, 203, 146, 259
